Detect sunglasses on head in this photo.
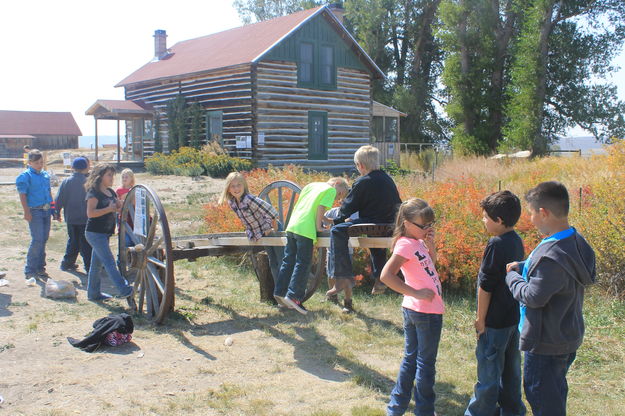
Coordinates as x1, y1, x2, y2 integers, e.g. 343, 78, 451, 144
408, 220, 435, 230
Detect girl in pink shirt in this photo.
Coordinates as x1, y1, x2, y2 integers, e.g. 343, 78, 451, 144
381, 198, 444, 416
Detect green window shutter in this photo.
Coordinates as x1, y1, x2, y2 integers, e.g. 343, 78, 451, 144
308, 111, 328, 160
206, 111, 223, 145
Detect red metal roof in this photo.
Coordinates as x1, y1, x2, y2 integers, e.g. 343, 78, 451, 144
116, 6, 382, 87
0, 110, 82, 136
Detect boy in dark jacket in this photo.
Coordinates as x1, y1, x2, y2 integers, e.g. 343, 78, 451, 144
506, 181, 596, 416
56, 157, 92, 272
327, 145, 401, 311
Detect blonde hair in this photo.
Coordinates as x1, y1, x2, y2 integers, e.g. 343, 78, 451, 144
391, 198, 435, 248
354, 145, 380, 171
327, 177, 349, 199
219, 172, 249, 204
121, 168, 136, 187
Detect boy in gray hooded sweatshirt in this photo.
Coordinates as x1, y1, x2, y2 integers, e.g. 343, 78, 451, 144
506, 181, 595, 416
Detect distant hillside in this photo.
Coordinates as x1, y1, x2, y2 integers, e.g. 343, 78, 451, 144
79, 135, 126, 149
553, 136, 607, 156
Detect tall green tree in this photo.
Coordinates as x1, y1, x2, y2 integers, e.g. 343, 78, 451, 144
503, 0, 625, 154
166, 94, 187, 152
345, 0, 446, 143
440, 0, 521, 155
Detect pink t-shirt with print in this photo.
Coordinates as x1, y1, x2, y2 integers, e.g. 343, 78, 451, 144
394, 236, 444, 315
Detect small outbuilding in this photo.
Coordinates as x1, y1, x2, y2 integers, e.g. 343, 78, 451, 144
0, 110, 82, 156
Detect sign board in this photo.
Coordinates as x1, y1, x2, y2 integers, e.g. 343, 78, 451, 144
236, 136, 252, 149
388, 143, 395, 154
63, 152, 71, 168
134, 188, 147, 237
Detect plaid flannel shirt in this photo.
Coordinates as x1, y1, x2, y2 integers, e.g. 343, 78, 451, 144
229, 193, 279, 241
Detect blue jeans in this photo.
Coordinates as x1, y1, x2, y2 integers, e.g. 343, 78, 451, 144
388, 309, 443, 416
273, 232, 313, 302
523, 351, 576, 416
61, 223, 92, 272
465, 326, 526, 416
329, 219, 387, 279
25, 208, 51, 275
85, 231, 133, 299
264, 222, 284, 283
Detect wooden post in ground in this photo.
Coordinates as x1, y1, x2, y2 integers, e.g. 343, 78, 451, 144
252, 249, 276, 304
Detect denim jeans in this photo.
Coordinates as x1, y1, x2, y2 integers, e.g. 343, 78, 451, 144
465, 326, 526, 416
523, 351, 576, 416
388, 308, 443, 416
264, 222, 284, 283
329, 218, 387, 279
61, 223, 92, 272
273, 232, 313, 301
85, 231, 133, 299
25, 208, 51, 275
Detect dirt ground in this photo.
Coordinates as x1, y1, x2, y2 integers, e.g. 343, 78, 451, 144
0, 159, 390, 416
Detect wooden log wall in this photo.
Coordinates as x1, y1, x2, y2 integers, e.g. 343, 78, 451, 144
124, 64, 253, 158
255, 61, 371, 171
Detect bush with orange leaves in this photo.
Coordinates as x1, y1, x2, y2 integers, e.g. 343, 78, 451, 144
202, 146, 624, 295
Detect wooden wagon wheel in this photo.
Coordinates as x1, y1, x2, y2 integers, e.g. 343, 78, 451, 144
118, 184, 174, 324
253, 180, 326, 302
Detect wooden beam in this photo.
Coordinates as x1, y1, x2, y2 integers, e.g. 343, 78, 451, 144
173, 235, 391, 249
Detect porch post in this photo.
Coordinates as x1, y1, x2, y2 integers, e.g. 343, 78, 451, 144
117, 119, 121, 165
94, 118, 99, 161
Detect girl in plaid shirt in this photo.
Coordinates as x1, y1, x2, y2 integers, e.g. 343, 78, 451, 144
219, 172, 283, 282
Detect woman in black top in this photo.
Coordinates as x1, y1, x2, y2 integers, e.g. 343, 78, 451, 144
84, 164, 133, 304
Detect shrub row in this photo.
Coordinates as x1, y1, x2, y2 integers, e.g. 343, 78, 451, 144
200, 142, 625, 295
145, 147, 252, 178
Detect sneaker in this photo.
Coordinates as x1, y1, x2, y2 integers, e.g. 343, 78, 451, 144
36, 271, 50, 283
284, 296, 308, 315
274, 295, 293, 309
60, 264, 78, 272
342, 299, 354, 314
24, 277, 37, 286
371, 280, 387, 295
88, 293, 112, 301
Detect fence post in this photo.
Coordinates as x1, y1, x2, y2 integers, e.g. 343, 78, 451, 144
579, 187, 582, 212
498, 180, 501, 191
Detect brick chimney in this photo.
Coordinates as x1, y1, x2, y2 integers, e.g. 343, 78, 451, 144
153, 29, 168, 61
327, 3, 345, 24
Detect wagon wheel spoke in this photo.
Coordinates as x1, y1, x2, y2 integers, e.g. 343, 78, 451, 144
148, 256, 167, 269
147, 263, 166, 294
145, 210, 159, 249
138, 270, 146, 315
146, 236, 164, 256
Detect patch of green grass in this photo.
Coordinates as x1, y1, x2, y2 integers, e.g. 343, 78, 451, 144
9, 301, 29, 307
0, 343, 15, 353
350, 406, 385, 416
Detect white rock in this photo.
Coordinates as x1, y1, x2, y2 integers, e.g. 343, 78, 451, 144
224, 336, 233, 346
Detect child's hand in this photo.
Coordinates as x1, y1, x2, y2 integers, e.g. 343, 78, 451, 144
506, 262, 519, 273
23, 210, 32, 222
474, 319, 486, 339
413, 288, 435, 301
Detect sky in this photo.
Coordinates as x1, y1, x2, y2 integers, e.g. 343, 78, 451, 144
1, 0, 624, 138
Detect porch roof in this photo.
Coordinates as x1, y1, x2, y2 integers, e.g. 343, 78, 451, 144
85, 100, 153, 120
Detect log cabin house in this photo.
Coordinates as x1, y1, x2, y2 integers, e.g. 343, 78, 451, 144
88, 5, 403, 171
0, 110, 81, 157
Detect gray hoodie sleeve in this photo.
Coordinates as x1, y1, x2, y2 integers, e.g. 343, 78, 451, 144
506, 258, 567, 308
